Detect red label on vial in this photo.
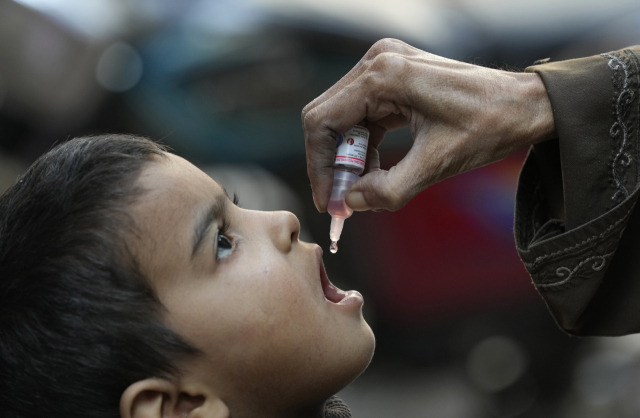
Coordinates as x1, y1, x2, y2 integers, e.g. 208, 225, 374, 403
335, 126, 369, 170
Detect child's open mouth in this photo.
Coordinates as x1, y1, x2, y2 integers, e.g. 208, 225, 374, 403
318, 250, 364, 306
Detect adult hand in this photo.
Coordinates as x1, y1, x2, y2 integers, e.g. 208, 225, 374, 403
302, 38, 555, 213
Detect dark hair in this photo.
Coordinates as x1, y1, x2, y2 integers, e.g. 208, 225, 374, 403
0, 134, 198, 418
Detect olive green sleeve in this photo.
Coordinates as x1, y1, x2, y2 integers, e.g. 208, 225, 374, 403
515, 46, 640, 336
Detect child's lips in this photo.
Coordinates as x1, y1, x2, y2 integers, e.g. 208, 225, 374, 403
317, 248, 364, 306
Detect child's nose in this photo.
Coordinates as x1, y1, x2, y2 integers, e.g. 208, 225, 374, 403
270, 211, 300, 253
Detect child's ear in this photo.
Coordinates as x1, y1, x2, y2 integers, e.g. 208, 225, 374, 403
120, 378, 229, 418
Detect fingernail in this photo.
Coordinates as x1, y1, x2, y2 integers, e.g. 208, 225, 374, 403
346, 191, 369, 211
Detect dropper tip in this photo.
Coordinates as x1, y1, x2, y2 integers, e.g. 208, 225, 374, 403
329, 217, 345, 242
330, 241, 338, 254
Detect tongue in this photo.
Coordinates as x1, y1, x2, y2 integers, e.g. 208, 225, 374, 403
323, 281, 346, 303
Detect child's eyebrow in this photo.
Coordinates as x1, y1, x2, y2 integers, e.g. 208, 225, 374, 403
191, 188, 231, 259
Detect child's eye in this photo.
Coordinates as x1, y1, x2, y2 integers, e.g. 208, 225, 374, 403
215, 226, 234, 261
214, 196, 236, 261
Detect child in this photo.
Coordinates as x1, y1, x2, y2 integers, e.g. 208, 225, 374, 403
0, 134, 375, 418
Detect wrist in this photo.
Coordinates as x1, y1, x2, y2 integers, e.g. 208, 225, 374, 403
511, 72, 556, 146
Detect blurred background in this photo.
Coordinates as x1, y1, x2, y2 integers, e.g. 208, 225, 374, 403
1, 0, 639, 416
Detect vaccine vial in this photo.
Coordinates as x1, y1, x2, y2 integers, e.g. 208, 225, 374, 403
328, 125, 369, 253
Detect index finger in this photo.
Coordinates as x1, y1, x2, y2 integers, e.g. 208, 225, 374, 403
301, 38, 417, 125
303, 104, 365, 212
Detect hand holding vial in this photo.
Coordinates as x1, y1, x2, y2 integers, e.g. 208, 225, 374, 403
302, 38, 555, 215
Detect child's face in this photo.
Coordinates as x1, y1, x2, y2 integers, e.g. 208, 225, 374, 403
129, 153, 375, 411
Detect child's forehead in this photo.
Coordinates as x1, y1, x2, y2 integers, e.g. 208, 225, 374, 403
130, 154, 229, 249
139, 153, 225, 198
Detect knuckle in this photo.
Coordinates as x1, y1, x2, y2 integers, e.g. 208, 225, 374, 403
382, 170, 414, 211
358, 54, 407, 112
301, 106, 321, 134
368, 38, 405, 57
384, 189, 407, 211
370, 52, 406, 77
367, 39, 390, 57
366, 175, 408, 212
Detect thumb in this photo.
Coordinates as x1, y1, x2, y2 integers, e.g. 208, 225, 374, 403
345, 128, 441, 212
345, 167, 418, 212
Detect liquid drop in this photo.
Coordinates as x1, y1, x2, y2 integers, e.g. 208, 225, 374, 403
330, 240, 338, 254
